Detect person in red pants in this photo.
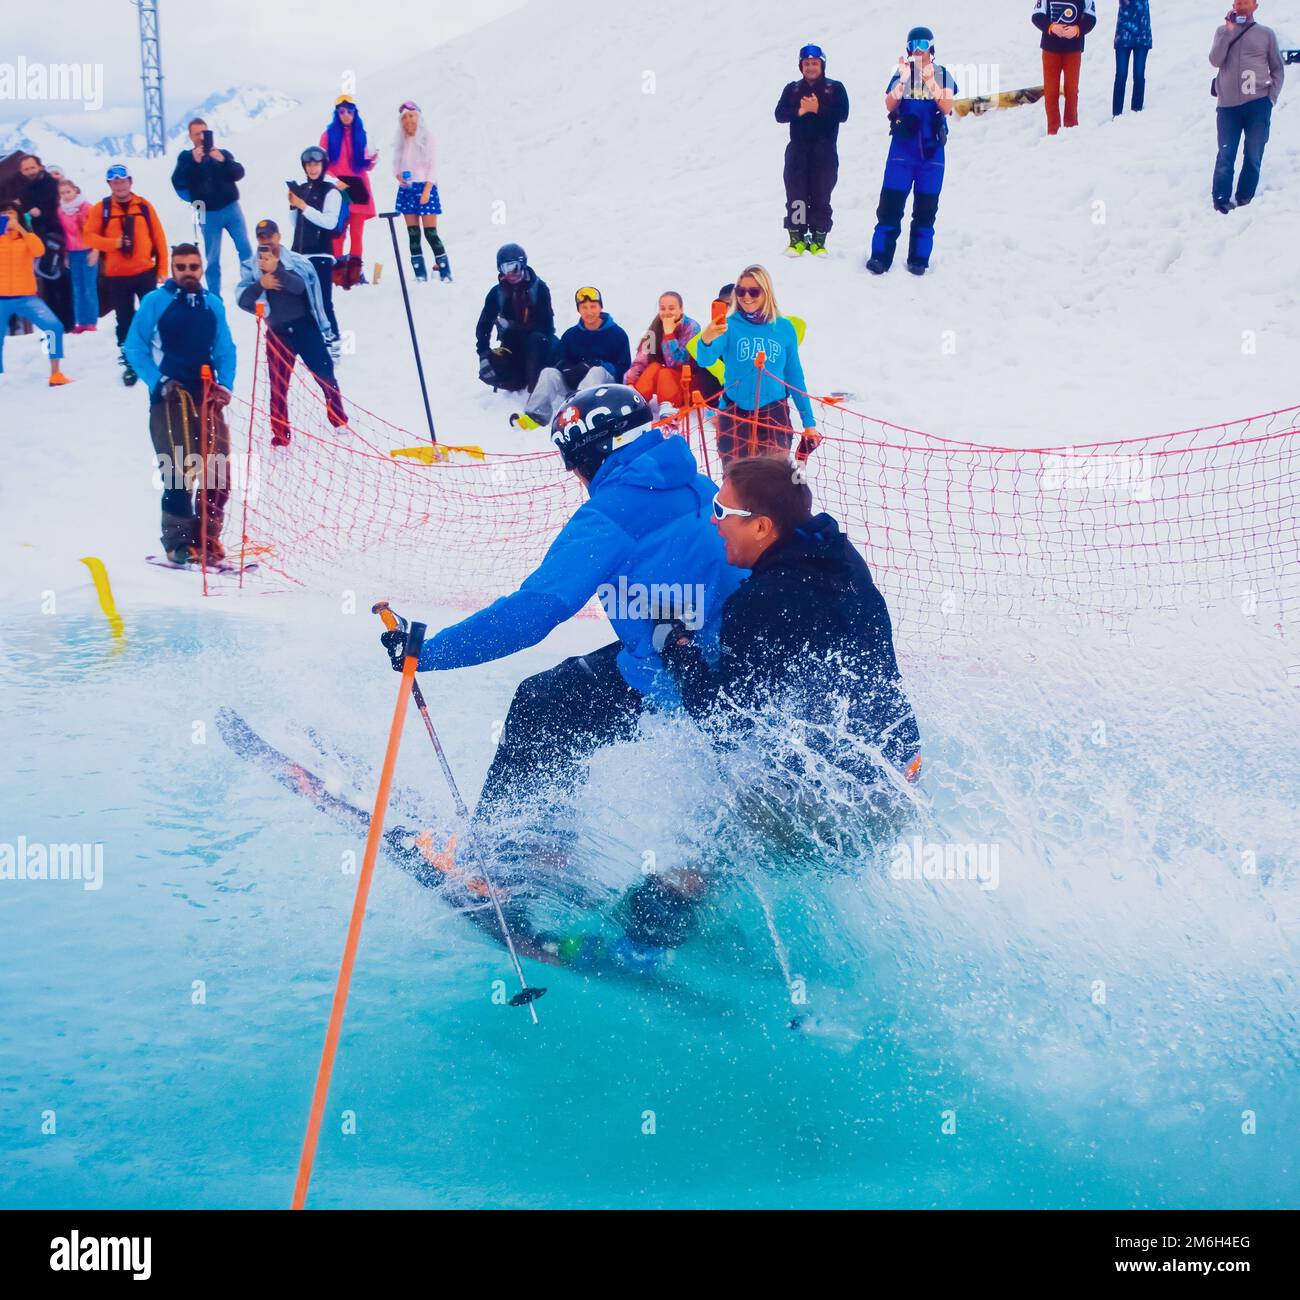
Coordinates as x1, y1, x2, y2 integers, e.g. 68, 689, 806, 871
319, 96, 377, 285
1032, 1, 1097, 134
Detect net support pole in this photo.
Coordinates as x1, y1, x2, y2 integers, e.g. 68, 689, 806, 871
381, 211, 437, 445
290, 622, 426, 1210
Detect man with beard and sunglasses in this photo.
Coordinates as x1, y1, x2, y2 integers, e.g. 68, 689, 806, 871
123, 243, 238, 566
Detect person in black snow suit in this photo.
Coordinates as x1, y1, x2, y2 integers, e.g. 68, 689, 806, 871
774, 43, 850, 257
866, 26, 957, 276
476, 242, 559, 393
656, 455, 921, 787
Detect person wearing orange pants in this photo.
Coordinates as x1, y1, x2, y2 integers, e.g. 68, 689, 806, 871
624, 291, 699, 412
1032, 1, 1097, 134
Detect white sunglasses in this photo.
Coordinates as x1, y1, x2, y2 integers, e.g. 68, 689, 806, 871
712, 492, 754, 522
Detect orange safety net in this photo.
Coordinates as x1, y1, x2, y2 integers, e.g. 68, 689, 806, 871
211, 322, 1300, 654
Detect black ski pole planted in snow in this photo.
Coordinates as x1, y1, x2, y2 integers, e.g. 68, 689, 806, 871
380, 211, 437, 444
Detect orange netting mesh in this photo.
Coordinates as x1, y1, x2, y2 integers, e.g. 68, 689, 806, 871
210, 320, 1300, 654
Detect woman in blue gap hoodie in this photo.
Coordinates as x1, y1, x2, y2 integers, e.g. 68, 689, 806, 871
386, 383, 743, 864
693, 264, 818, 467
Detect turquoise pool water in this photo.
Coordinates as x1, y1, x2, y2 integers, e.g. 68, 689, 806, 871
1, 605, 1297, 1208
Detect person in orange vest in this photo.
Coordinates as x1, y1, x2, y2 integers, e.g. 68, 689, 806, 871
0, 199, 71, 385
82, 163, 168, 385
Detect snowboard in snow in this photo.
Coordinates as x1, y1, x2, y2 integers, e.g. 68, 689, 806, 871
953, 86, 1045, 118
146, 554, 259, 575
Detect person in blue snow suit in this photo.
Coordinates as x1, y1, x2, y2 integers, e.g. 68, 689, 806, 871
381, 382, 743, 855
866, 26, 958, 276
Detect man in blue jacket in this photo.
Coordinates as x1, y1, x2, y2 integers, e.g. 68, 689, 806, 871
384, 382, 742, 867
866, 26, 957, 276
124, 242, 238, 565
511, 285, 632, 430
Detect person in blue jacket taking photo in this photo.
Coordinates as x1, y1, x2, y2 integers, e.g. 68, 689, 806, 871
383, 382, 742, 873
866, 26, 957, 276
693, 264, 818, 467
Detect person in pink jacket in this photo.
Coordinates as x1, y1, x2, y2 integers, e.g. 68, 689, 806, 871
320, 95, 378, 284
624, 291, 700, 409
392, 101, 450, 283
56, 178, 98, 331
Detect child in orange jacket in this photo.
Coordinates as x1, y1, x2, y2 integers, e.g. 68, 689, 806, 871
0, 201, 71, 384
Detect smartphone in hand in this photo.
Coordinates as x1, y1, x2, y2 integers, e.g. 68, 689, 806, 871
201, 129, 214, 153
711, 298, 728, 328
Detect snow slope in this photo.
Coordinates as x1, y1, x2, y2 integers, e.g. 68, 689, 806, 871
1, 0, 1297, 614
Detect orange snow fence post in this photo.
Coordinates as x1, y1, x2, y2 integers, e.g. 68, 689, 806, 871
750, 350, 767, 461
290, 621, 426, 1210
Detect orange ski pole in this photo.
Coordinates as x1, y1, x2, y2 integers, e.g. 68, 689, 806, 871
291, 620, 425, 1210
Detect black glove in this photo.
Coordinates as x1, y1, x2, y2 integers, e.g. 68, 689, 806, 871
380, 627, 407, 670
651, 617, 694, 657
477, 354, 496, 383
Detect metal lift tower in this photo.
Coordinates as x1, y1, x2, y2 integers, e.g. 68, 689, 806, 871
134, 0, 166, 157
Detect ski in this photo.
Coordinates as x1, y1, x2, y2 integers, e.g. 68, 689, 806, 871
146, 554, 259, 575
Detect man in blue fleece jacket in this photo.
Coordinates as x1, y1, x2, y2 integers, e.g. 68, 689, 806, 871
384, 382, 742, 865
512, 285, 632, 430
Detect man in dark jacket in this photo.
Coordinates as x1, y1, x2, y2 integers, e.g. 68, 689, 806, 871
15, 154, 71, 328
1031, 1, 1098, 134
657, 456, 921, 785
476, 242, 558, 393
171, 118, 252, 298
511, 285, 632, 429
774, 43, 850, 256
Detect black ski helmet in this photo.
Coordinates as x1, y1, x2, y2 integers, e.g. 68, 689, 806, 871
496, 242, 527, 272
550, 383, 653, 475
300, 145, 327, 167
906, 26, 935, 51
798, 43, 827, 68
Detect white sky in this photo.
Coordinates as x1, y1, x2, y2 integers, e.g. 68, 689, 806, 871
3, 0, 526, 140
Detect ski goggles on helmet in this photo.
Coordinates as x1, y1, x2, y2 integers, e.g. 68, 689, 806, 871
398, 101, 420, 113
498, 258, 525, 275
300, 146, 327, 165
712, 492, 754, 523
799, 44, 826, 62
907, 37, 933, 53
105, 164, 129, 181
575, 286, 602, 305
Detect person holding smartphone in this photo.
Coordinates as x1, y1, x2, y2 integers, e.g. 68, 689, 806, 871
866, 26, 957, 277
170, 119, 251, 299
236, 219, 348, 446
1031, 1, 1098, 135
0, 200, 71, 385
694, 264, 818, 467
1210, 0, 1285, 213
288, 146, 345, 359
